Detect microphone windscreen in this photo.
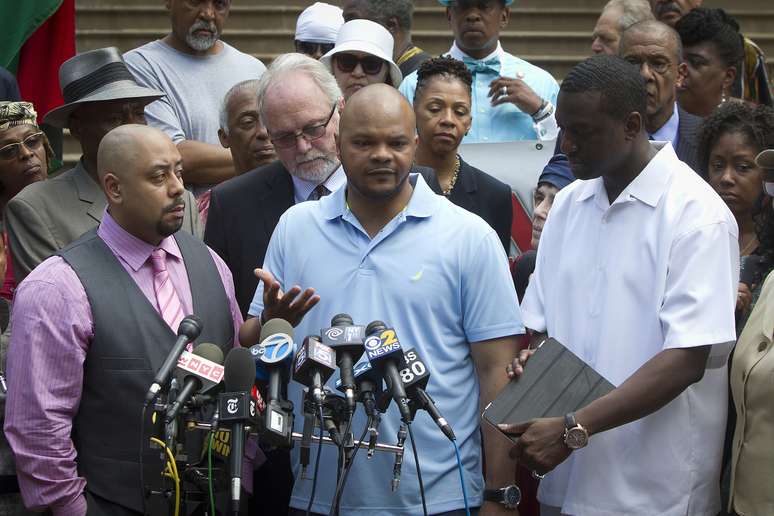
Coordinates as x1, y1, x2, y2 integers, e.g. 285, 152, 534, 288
177, 314, 203, 339
331, 313, 354, 326
260, 318, 294, 342
365, 320, 387, 336
224, 347, 257, 392
192, 342, 225, 365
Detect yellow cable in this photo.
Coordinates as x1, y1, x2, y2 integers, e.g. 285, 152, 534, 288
150, 437, 181, 516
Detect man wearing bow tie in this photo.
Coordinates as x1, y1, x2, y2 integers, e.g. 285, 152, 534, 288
399, 0, 559, 143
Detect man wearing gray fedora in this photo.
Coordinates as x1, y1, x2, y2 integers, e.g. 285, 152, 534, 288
5, 47, 203, 284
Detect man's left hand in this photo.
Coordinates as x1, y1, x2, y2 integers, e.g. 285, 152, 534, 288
499, 417, 571, 475
488, 76, 544, 114
481, 500, 520, 516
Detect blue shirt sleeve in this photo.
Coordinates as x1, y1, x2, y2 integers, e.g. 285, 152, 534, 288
398, 71, 418, 106
461, 229, 525, 342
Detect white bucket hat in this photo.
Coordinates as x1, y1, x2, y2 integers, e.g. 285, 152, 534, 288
295, 2, 344, 44
320, 19, 403, 88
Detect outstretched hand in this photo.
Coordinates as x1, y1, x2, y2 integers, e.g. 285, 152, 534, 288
255, 268, 319, 327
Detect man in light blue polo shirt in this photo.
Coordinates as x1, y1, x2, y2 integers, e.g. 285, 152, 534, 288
241, 84, 524, 515
399, 0, 559, 143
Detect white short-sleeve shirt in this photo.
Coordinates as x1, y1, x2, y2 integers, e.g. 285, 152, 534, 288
521, 143, 739, 516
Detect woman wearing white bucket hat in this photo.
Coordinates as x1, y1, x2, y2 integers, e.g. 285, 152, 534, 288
320, 19, 403, 100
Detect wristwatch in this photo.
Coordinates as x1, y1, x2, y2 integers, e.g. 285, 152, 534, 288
483, 485, 521, 510
563, 412, 589, 449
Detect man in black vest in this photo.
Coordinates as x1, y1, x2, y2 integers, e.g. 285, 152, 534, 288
4, 125, 243, 515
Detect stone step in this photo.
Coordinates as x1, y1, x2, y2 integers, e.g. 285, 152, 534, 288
76, 27, 774, 61
75, 5, 774, 37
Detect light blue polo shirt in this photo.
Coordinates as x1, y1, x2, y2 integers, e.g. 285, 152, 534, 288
399, 42, 560, 143
249, 174, 524, 514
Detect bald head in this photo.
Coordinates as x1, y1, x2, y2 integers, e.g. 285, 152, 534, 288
98, 124, 177, 181
337, 84, 417, 201
341, 83, 415, 137
620, 20, 682, 61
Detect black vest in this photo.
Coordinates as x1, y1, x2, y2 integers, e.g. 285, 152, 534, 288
57, 229, 233, 513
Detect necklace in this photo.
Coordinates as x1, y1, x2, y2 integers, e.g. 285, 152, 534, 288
740, 235, 759, 256
442, 155, 461, 196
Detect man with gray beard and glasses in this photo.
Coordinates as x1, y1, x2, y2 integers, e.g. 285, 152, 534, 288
124, 0, 266, 198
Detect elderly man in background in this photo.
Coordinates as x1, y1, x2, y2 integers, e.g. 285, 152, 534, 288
343, 0, 431, 76
124, 0, 266, 196
196, 79, 277, 223
591, 0, 654, 55
294, 2, 344, 60
5, 48, 202, 284
619, 20, 704, 174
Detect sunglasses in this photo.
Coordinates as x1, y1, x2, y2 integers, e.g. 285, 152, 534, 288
295, 40, 335, 57
0, 131, 45, 161
269, 104, 337, 149
334, 53, 385, 75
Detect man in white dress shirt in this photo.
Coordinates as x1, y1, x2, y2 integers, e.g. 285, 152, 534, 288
503, 55, 738, 516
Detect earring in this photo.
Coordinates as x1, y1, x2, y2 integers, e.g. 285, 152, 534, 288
720, 88, 728, 105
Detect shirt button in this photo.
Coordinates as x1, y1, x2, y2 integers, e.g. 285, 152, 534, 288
758, 341, 768, 352
483, 137, 489, 141
479, 108, 486, 113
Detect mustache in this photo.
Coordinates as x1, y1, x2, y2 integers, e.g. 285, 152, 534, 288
656, 2, 681, 16
163, 197, 185, 213
188, 19, 218, 35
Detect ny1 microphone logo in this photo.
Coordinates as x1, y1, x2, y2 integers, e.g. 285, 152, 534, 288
258, 333, 294, 364
365, 329, 401, 360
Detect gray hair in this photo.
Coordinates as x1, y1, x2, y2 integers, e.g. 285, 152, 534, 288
603, 0, 655, 32
345, 0, 414, 31
256, 53, 343, 127
219, 79, 261, 135
621, 19, 683, 62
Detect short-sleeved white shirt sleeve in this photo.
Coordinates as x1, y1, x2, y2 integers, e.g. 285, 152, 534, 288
521, 143, 739, 516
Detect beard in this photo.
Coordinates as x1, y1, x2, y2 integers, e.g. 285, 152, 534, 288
288, 151, 340, 183
185, 20, 220, 52
156, 197, 185, 237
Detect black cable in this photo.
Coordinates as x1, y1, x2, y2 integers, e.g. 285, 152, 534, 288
407, 423, 428, 516
306, 404, 325, 516
329, 416, 370, 516
139, 403, 149, 516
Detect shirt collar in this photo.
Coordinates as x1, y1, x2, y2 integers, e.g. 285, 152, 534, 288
649, 102, 680, 144
97, 209, 182, 272
576, 142, 673, 209
448, 41, 504, 63
291, 164, 345, 204
321, 173, 441, 221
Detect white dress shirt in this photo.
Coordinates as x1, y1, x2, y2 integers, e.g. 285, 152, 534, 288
291, 164, 346, 205
521, 143, 739, 515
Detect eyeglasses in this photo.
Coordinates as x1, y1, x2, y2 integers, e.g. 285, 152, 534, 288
269, 104, 337, 149
295, 40, 335, 57
624, 56, 671, 75
0, 132, 45, 161
334, 53, 385, 75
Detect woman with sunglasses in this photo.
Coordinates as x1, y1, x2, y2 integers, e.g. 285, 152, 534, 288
412, 56, 512, 253
293, 2, 343, 60
320, 19, 402, 100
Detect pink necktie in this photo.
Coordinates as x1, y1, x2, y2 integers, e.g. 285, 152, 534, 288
150, 248, 185, 333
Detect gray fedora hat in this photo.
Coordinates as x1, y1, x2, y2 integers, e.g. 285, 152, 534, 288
44, 47, 165, 128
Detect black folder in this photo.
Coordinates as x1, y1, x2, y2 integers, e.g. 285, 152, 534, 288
482, 338, 615, 442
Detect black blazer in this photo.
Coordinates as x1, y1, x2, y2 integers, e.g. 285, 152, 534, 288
425, 157, 513, 253
675, 104, 704, 177
204, 160, 294, 317
204, 161, 441, 317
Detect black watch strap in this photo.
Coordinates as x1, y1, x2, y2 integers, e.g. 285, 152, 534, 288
483, 488, 501, 503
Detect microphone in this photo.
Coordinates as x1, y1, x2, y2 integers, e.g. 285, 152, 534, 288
220, 347, 256, 516
335, 359, 383, 417
165, 343, 224, 423
400, 348, 455, 441
145, 315, 203, 405
364, 321, 411, 423
321, 314, 365, 413
293, 335, 336, 405
252, 318, 295, 448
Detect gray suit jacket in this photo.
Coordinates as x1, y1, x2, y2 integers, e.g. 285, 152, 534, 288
5, 160, 203, 282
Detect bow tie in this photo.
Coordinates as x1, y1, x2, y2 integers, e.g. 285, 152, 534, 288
461, 56, 501, 76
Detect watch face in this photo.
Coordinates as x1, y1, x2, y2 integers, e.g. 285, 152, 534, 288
503, 486, 521, 508
565, 427, 588, 449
